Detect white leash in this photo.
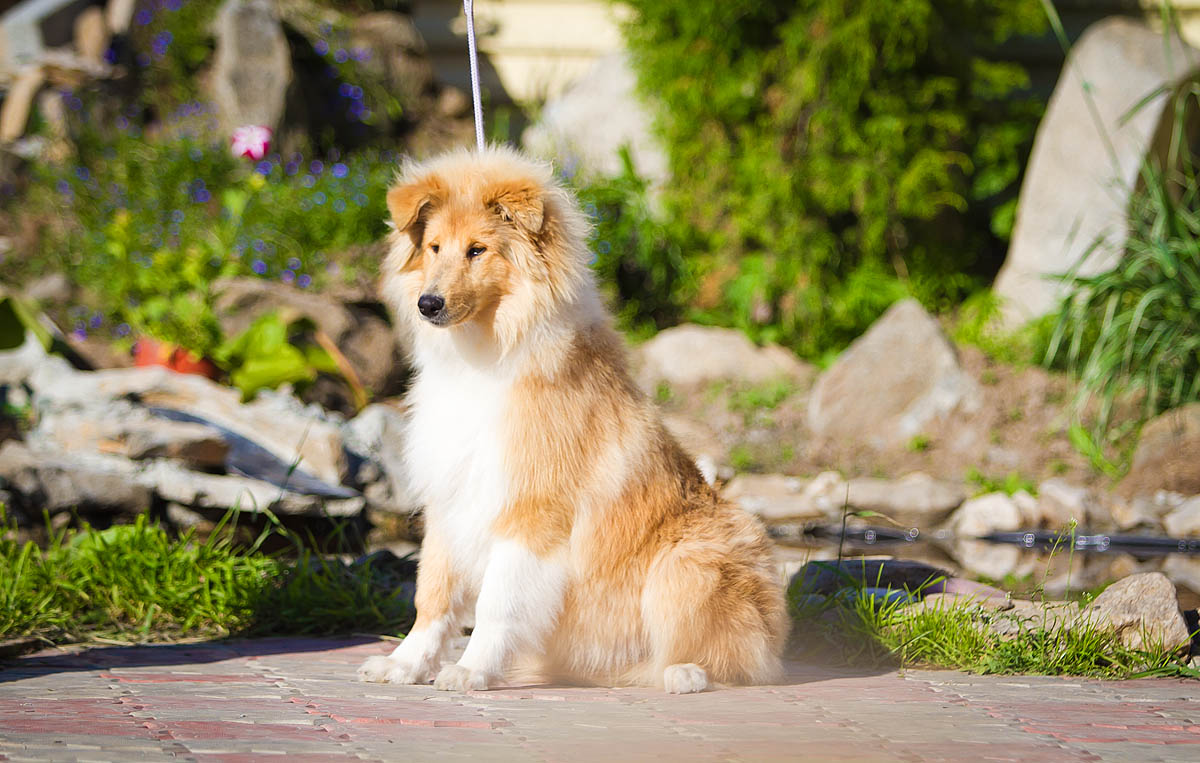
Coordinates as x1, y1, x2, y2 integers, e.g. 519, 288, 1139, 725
464, 0, 485, 152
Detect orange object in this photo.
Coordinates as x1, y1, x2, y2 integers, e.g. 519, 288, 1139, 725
133, 337, 220, 379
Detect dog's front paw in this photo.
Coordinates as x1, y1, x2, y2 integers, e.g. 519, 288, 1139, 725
357, 655, 433, 685
663, 663, 709, 694
433, 663, 489, 692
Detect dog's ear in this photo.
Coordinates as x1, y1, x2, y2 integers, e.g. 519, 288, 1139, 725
486, 179, 544, 234
387, 176, 445, 231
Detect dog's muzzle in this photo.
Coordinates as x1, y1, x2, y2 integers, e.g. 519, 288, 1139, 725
418, 294, 447, 323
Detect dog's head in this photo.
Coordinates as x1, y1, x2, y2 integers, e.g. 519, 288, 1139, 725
380, 147, 591, 351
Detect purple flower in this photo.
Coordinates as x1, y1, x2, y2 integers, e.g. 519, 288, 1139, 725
334, 49, 349, 63
255, 160, 272, 176
297, 274, 312, 289
281, 270, 295, 284
116, 323, 131, 337
313, 191, 327, 205
331, 162, 348, 178
251, 259, 267, 275
135, 9, 153, 25
136, 53, 151, 68
71, 326, 87, 341
287, 257, 301, 269
166, 0, 183, 10
89, 314, 102, 329
253, 239, 266, 252
285, 162, 299, 176
314, 39, 329, 56
310, 160, 324, 175
302, 174, 316, 188
352, 47, 371, 62
193, 189, 211, 203
333, 199, 346, 213
74, 166, 90, 181
339, 83, 353, 98
170, 209, 185, 223
57, 180, 72, 197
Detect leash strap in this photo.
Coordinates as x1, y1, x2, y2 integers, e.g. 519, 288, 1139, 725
464, 0, 485, 152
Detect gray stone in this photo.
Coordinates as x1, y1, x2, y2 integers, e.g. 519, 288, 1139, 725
950, 539, 1023, 582
807, 299, 980, 450
1083, 572, 1191, 653
0, 440, 151, 514
28, 403, 229, 469
523, 53, 668, 186
1119, 404, 1200, 499
790, 559, 950, 597
211, 0, 291, 132
138, 460, 362, 517
1035, 479, 1104, 528
949, 492, 1022, 538
0, 333, 48, 387
1163, 496, 1200, 537
341, 402, 419, 514
30, 365, 348, 485
634, 324, 812, 392
722, 473, 827, 523
995, 18, 1200, 325
842, 473, 966, 527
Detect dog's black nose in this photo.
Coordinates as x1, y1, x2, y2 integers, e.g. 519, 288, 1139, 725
418, 294, 445, 318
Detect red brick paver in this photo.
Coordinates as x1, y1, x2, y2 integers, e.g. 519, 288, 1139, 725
1, 638, 1197, 761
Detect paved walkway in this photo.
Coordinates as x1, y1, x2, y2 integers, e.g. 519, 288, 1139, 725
1, 637, 1198, 761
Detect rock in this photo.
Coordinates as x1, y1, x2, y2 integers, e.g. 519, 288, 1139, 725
0, 332, 48, 387
927, 577, 1013, 610
950, 492, 1023, 538
341, 402, 419, 514
950, 539, 1022, 581
790, 558, 950, 596
722, 473, 825, 523
138, 460, 363, 517
0, 440, 151, 515
523, 53, 668, 186
995, 18, 1200, 325
1083, 572, 1191, 653
437, 86, 470, 118
73, 6, 109, 63
211, 0, 292, 133
349, 12, 434, 113
1036, 479, 1103, 528
23, 273, 71, 304
987, 600, 1081, 640
30, 365, 348, 485
1012, 489, 1039, 527
0, 66, 45, 144
1110, 494, 1166, 531
1163, 556, 1200, 596
842, 473, 966, 527
1164, 496, 1200, 537
634, 324, 813, 392
807, 299, 980, 450
28, 402, 229, 469
1119, 404, 1200, 499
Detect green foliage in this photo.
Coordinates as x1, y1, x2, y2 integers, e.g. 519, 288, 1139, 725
573, 149, 692, 338
21, 128, 392, 357
620, 0, 1047, 357
213, 312, 338, 399
951, 290, 1056, 366
128, 0, 220, 115
1045, 128, 1200, 441
907, 434, 931, 453
966, 467, 1037, 496
0, 510, 413, 644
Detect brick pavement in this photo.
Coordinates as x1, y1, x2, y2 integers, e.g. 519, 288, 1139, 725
1, 637, 1198, 761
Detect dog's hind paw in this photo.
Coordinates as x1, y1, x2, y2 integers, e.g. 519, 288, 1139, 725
433, 663, 490, 692
663, 663, 709, 694
357, 655, 432, 685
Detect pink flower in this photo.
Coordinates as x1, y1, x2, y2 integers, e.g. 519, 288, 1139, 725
230, 125, 272, 160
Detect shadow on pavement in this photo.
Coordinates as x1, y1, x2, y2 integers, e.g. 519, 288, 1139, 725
0, 635, 378, 684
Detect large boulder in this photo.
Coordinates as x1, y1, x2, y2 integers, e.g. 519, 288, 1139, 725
1083, 572, 1191, 653
211, 0, 292, 133
994, 18, 1200, 325
634, 324, 812, 392
0, 440, 152, 515
523, 53, 668, 186
29, 365, 348, 486
1119, 404, 1200, 499
1163, 496, 1200, 537
949, 492, 1023, 538
807, 299, 980, 450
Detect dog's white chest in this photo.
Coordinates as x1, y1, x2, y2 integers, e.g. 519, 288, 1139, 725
403, 360, 512, 574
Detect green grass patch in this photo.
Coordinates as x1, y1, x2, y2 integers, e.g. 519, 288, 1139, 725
965, 467, 1037, 497
791, 586, 1197, 679
0, 510, 413, 646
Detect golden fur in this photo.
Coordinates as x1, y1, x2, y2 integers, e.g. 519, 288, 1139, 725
363, 146, 788, 692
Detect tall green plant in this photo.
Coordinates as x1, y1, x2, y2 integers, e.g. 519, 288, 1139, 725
620, 0, 1046, 356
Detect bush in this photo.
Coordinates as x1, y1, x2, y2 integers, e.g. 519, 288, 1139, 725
19, 124, 393, 358
620, 0, 1046, 357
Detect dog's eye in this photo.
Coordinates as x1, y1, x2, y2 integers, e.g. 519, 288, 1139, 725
430, 243, 440, 253
467, 245, 486, 259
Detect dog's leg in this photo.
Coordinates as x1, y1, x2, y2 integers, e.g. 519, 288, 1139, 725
358, 537, 458, 684
433, 540, 565, 691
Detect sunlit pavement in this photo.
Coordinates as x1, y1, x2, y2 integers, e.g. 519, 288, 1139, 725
1, 637, 1198, 761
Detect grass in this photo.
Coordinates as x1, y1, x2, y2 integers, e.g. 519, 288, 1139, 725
965, 467, 1037, 497
790, 576, 1198, 679
0, 509, 413, 646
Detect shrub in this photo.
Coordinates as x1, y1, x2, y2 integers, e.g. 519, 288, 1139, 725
619, 0, 1046, 357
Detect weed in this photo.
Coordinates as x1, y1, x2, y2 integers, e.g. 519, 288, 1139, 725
726, 379, 796, 426
907, 434, 931, 452
654, 381, 675, 405
966, 467, 1037, 497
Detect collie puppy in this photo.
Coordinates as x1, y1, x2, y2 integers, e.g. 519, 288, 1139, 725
357, 147, 787, 693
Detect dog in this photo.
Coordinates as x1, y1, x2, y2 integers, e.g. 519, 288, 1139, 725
357, 147, 788, 693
